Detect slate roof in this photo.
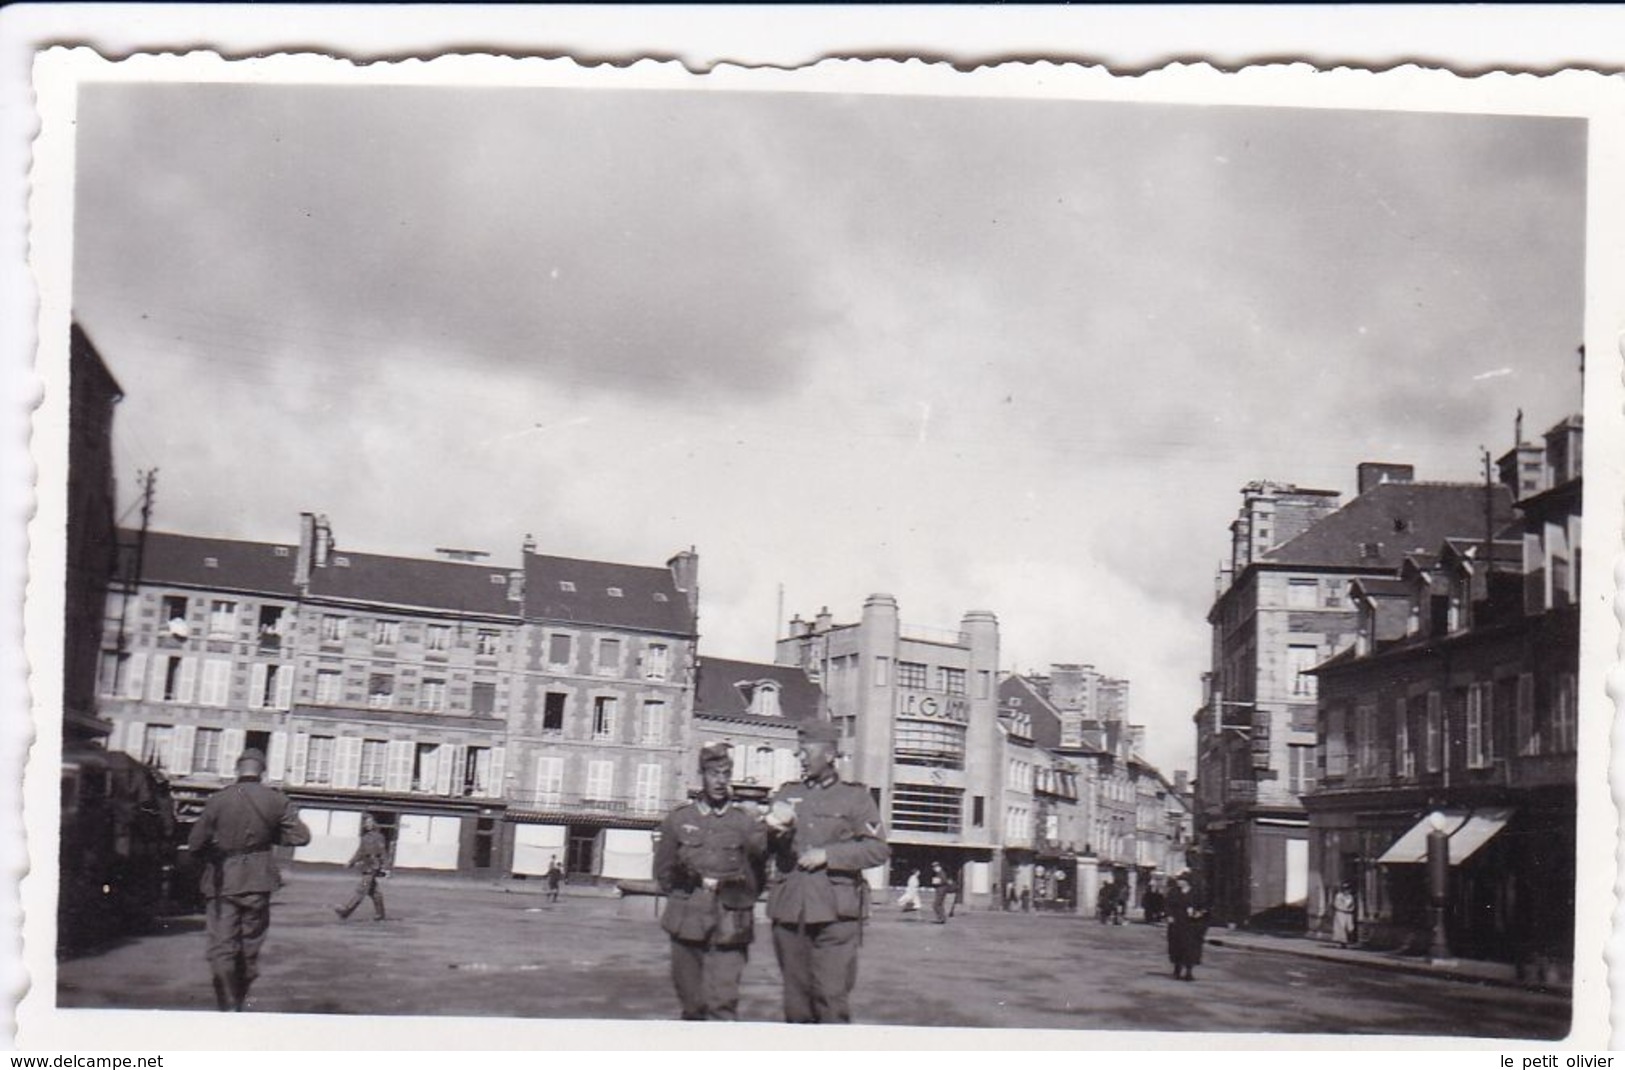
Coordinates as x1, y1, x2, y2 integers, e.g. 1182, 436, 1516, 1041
522, 552, 694, 635
997, 675, 1065, 750
1260, 481, 1515, 571
693, 656, 824, 726
306, 551, 520, 617
119, 529, 298, 597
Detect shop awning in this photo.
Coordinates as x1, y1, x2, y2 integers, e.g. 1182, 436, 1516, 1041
1376, 807, 1513, 865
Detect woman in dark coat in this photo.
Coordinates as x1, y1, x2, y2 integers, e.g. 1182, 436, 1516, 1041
1165, 873, 1207, 981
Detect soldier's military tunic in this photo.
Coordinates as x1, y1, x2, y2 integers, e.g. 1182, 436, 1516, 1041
187, 776, 311, 1011
765, 772, 889, 1024
337, 827, 389, 920
653, 796, 768, 1020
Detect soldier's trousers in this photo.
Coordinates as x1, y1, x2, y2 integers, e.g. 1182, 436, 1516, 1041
205, 892, 271, 1010
771, 920, 860, 1024
339, 873, 386, 919
669, 938, 748, 1020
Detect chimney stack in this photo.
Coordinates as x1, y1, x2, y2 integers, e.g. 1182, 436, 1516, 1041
522, 532, 537, 555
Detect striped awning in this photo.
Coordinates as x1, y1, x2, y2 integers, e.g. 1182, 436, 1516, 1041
1376, 808, 1513, 865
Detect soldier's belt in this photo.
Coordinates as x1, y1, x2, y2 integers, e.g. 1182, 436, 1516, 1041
220, 845, 272, 858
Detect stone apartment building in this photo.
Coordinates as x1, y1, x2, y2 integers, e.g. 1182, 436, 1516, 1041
691, 655, 824, 799
1304, 416, 1581, 969
97, 513, 699, 881
1195, 466, 1515, 925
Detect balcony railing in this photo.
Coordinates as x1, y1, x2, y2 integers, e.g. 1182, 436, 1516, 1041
505, 789, 669, 820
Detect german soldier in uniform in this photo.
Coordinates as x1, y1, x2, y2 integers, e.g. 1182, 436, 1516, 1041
653, 741, 768, 1020
763, 720, 889, 1024
334, 814, 389, 921
186, 748, 311, 1011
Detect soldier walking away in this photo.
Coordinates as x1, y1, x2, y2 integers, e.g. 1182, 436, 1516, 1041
930, 862, 951, 924
334, 814, 389, 921
186, 748, 311, 1011
545, 856, 564, 903
763, 721, 889, 1024
653, 742, 768, 1021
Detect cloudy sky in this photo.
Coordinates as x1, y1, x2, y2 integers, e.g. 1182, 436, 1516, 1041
69, 79, 1586, 774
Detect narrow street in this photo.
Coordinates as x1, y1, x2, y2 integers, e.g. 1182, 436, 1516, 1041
56, 870, 1570, 1039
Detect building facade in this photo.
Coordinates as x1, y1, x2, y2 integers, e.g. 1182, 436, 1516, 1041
97, 513, 700, 881
1303, 417, 1581, 971
775, 596, 1002, 899
691, 655, 823, 800
1195, 466, 1515, 925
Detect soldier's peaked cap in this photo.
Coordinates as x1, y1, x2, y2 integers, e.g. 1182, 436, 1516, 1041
798, 721, 840, 744
698, 741, 733, 769
237, 748, 268, 769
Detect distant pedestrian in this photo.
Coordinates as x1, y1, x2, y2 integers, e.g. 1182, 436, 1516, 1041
654, 742, 768, 1021
763, 720, 889, 1024
1331, 881, 1357, 948
1020, 886, 1031, 913
187, 748, 311, 1011
1143, 882, 1165, 924
1165, 871, 1208, 981
334, 814, 388, 922
545, 856, 564, 903
1097, 878, 1116, 924
946, 867, 962, 917
897, 869, 922, 914
930, 862, 950, 924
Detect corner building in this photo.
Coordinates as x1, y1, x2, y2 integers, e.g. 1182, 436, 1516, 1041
776, 596, 1001, 901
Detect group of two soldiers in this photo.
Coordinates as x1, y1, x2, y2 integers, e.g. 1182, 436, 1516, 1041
186, 720, 887, 1023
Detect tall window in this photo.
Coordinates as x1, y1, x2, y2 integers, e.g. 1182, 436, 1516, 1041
412, 743, 442, 793
192, 727, 223, 775
306, 735, 337, 785
261, 663, 286, 708
895, 661, 928, 689
543, 692, 567, 733
547, 633, 572, 668
1287, 578, 1318, 609
471, 682, 496, 716
368, 674, 395, 709
1466, 683, 1491, 768
421, 678, 447, 712
592, 696, 618, 739
162, 595, 189, 627
372, 620, 401, 646
1516, 673, 1539, 756
425, 624, 451, 652
874, 657, 889, 687
97, 651, 123, 697
476, 629, 500, 657
639, 701, 666, 746
596, 637, 622, 673
208, 600, 238, 638
1395, 696, 1414, 779
634, 764, 662, 814
585, 760, 615, 803
938, 667, 967, 696
1288, 645, 1319, 697
462, 746, 493, 796
1553, 673, 1577, 753
534, 756, 564, 805
643, 643, 670, 680
1425, 692, 1443, 773
321, 614, 345, 642
142, 724, 175, 769
359, 739, 388, 788
1287, 744, 1315, 794
315, 669, 342, 705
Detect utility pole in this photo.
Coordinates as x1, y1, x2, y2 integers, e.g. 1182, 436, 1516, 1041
1481, 447, 1494, 577
115, 468, 157, 657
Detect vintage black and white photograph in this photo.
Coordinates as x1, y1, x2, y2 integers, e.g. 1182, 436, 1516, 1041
18, 47, 1621, 1048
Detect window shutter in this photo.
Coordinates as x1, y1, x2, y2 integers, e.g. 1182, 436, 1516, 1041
1516, 673, 1536, 756
170, 724, 196, 776
249, 664, 268, 709
124, 653, 147, 700
206, 660, 231, 706
487, 747, 506, 799
276, 667, 294, 709
266, 732, 289, 781
105, 719, 125, 753
122, 720, 146, 760
148, 657, 169, 702
335, 735, 362, 790
288, 732, 310, 787
177, 658, 199, 704
436, 745, 458, 796
220, 728, 245, 773
386, 740, 415, 793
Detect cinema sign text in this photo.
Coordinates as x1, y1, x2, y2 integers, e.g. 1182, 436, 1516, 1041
895, 690, 970, 724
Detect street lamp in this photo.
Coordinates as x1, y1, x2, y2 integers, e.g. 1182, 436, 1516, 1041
1425, 811, 1452, 963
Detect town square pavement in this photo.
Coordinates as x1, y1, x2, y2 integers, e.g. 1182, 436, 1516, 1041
55, 868, 1571, 1039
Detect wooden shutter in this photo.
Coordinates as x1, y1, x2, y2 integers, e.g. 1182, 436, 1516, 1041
122, 720, 145, 760
105, 719, 125, 753
435, 744, 456, 796
249, 664, 268, 709
288, 732, 310, 787
177, 658, 199, 704
204, 660, 229, 706
386, 740, 414, 793
276, 666, 294, 709
266, 731, 289, 781
487, 747, 505, 799
123, 653, 147, 700
335, 735, 362, 789
220, 728, 245, 773
170, 724, 196, 776
148, 656, 170, 702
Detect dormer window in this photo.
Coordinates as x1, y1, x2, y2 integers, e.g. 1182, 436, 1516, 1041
203, 557, 219, 569
559, 581, 576, 592
653, 592, 669, 602
489, 574, 507, 585
607, 587, 623, 598
739, 680, 782, 718
333, 556, 351, 567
